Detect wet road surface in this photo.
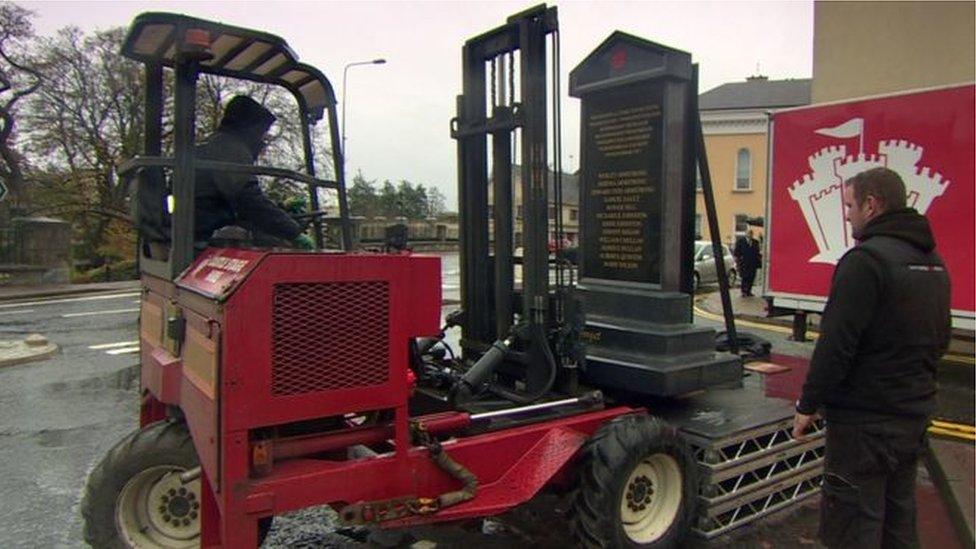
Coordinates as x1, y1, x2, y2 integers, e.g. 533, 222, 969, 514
0, 291, 142, 548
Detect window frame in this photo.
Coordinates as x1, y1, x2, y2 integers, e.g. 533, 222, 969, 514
734, 147, 752, 192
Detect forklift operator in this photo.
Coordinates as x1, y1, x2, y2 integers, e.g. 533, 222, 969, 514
194, 95, 314, 249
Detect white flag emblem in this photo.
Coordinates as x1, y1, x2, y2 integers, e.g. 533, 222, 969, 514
815, 118, 864, 139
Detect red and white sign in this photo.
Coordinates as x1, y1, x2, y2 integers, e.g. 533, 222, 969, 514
179, 248, 266, 299
766, 84, 974, 327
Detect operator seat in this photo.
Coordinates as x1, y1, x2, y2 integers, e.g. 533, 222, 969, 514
131, 167, 286, 257
131, 167, 171, 260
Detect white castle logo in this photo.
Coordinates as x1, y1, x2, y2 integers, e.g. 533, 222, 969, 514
788, 117, 950, 264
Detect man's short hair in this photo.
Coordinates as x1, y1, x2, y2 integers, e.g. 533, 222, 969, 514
845, 167, 907, 212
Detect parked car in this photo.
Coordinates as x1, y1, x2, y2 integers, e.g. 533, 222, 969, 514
694, 240, 737, 291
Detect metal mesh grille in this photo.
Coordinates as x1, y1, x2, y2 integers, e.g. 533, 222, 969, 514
272, 282, 389, 395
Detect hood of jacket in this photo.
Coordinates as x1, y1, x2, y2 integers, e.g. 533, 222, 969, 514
860, 208, 936, 252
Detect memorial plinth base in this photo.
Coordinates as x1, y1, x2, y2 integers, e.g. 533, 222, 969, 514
577, 280, 742, 397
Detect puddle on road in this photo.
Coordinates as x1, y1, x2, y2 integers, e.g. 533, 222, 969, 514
34, 426, 96, 448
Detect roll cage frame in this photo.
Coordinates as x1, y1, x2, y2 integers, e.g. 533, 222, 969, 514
119, 12, 351, 281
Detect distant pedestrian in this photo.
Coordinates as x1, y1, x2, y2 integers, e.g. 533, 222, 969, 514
733, 229, 761, 296
792, 167, 951, 548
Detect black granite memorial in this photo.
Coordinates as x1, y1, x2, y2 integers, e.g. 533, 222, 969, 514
569, 32, 741, 397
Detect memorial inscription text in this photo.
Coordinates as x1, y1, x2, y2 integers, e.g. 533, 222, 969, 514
581, 86, 664, 282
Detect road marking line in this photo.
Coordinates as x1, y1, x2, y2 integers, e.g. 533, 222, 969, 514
89, 341, 139, 350
106, 346, 140, 355
0, 291, 140, 309
931, 419, 975, 433
693, 304, 817, 339
928, 426, 976, 441
943, 353, 975, 365
694, 304, 973, 366
0, 308, 35, 316
62, 308, 140, 318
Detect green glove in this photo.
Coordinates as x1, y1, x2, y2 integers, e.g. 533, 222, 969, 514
293, 234, 315, 250
283, 195, 308, 215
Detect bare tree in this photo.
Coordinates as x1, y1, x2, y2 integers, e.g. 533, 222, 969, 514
0, 2, 42, 208
21, 26, 143, 262
426, 186, 447, 218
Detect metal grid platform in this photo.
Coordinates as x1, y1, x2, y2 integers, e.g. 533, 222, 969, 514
659, 384, 827, 539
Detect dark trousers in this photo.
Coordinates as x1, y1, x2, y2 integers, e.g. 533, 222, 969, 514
820, 418, 929, 549
740, 267, 757, 296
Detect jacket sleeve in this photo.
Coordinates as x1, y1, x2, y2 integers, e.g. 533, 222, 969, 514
232, 182, 302, 241
207, 139, 302, 241
796, 250, 885, 414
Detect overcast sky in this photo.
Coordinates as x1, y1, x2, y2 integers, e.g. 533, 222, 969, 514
24, 0, 813, 208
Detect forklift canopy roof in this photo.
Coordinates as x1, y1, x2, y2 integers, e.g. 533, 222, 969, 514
121, 12, 336, 121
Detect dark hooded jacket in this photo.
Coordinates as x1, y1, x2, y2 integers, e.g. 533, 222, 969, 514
194, 97, 302, 242
797, 208, 951, 422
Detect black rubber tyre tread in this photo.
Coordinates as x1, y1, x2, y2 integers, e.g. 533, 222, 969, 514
570, 414, 699, 549
81, 419, 272, 548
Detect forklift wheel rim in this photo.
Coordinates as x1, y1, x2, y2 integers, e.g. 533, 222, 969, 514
116, 465, 200, 548
619, 453, 683, 544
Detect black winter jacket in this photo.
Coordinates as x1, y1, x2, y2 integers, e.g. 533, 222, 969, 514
194, 129, 302, 242
797, 208, 951, 422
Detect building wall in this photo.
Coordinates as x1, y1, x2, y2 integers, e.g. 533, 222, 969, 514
695, 131, 768, 243
812, 1, 975, 103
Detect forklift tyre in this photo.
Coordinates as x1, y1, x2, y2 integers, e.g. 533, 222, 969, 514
570, 414, 698, 549
82, 420, 272, 548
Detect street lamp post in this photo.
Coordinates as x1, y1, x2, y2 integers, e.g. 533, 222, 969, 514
341, 58, 386, 165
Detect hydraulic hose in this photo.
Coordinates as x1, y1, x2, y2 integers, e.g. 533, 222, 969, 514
451, 335, 516, 403
489, 320, 558, 404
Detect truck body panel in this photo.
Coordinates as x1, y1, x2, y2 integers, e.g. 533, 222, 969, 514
764, 83, 975, 330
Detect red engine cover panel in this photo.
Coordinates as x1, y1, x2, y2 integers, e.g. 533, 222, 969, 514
221, 253, 441, 430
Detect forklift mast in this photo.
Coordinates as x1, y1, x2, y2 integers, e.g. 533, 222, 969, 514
119, 13, 352, 281
452, 5, 560, 353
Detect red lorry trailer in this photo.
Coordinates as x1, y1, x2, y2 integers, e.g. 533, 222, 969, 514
764, 84, 975, 334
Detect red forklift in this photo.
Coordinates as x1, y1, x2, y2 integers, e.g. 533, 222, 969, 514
83, 7, 824, 548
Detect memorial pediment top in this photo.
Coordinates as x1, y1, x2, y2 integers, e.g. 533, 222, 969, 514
569, 31, 692, 97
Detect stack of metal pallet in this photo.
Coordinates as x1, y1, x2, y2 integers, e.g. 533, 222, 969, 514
660, 382, 826, 538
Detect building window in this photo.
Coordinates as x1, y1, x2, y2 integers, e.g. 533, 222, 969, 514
696, 166, 703, 192
548, 206, 557, 218
569, 208, 578, 221
517, 205, 523, 219
695, 214, 702, 239
734, 214, 749, 236
735, 148, 751, 191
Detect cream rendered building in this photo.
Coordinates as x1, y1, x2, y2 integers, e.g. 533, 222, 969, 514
695, 77, 811, 243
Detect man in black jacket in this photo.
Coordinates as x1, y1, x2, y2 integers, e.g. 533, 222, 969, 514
792, 167, 951, 548
733, 229, 762, 297
195, 95, 313, 249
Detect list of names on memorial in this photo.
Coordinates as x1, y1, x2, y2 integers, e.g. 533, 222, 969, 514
581, 86, 664, 283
